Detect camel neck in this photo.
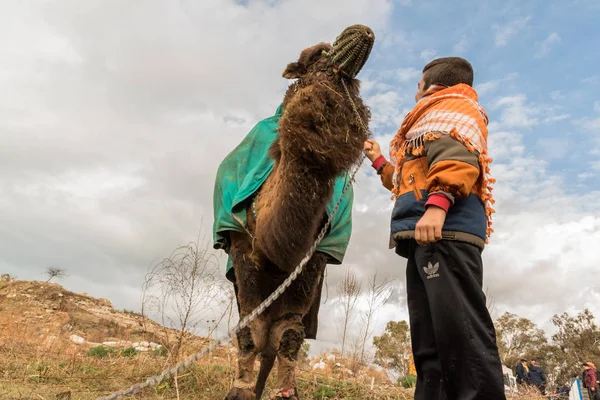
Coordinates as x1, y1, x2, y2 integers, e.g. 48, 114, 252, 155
253, 157, 336, 271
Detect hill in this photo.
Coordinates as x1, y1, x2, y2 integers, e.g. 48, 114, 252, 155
0, 276, 547, 399
0, 276, 411, 399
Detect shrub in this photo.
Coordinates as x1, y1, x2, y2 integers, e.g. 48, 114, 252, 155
315, 385, 337, 399
121, 346, 138, 358
399, 374, 417, 389
87, 346, 116, 359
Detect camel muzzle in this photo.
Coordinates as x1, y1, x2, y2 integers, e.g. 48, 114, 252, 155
331, 24, 375, 79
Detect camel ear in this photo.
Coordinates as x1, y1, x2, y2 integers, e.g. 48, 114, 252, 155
283, 62, 304, 79
283, 43, 331, 79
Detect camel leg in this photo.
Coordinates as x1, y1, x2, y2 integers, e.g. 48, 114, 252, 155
266, 316, 304, 400
268, 253, 328, 400
226, 239, 269, 400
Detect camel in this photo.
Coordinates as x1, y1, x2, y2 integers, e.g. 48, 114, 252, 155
217, 25, 374, 400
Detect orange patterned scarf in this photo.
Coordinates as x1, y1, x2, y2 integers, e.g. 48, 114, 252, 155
389, 83, 496, 241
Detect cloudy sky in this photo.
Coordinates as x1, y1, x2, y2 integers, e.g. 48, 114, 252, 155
1, 0, 599, 356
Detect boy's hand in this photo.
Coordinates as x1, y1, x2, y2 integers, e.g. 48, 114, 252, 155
363, 139, 382, 162
415, 206, 447, 245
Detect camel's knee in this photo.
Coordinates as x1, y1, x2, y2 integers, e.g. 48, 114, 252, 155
280, 328, 305, 361
269, 315, 305, 360
237, 326, 256, 355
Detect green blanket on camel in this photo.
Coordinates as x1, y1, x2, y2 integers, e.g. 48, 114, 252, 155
212, 103, 355, 282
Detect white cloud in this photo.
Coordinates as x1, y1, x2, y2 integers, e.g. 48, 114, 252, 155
420, 48, 436, 61
396, 67, 421, 83
582, 76, 600, 85
493, 95, 540, 128
399, 0, 412, 5
578, 116, 600, 133
483, 122, 600, 331
475, 72, 518, 96
380, 31, 410, 49
491, 93, 570, 129
535, 138, 570, 160
536, 32, 561, 58
365, 90, 404, 127
0, 0, 395, 326
578, 172, 595, 180
493, 16, 531, 47
550, 90, 563, 101
453, 36, 468, 54
542, 114, 570, 123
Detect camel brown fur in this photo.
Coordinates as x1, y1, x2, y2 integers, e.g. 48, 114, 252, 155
225, 29, 372, 400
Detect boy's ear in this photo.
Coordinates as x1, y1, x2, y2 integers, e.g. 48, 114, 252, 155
282, 62, 304, 79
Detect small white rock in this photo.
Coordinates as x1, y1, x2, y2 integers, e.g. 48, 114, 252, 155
70, 334, 85, 344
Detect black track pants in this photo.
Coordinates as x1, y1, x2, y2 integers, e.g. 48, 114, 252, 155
405, 240, 506, 400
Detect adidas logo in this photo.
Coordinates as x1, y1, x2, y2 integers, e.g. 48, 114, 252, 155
424, 262, 440, 280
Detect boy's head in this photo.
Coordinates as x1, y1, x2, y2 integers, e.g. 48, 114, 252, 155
415, 57, 474, 102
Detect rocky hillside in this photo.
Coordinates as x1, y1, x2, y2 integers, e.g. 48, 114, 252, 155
0, 275, 406, 399
0, 275, 200, 356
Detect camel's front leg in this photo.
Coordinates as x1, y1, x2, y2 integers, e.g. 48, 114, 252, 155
226, 237, 269, 400
226, 325, 258, 400
267, 316, 304, 400
268, 253, 328, 400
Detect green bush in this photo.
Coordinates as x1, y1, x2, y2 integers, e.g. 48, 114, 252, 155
87, 346, 116, 359
314, 385, 337, 399
121, 346, 138, 358
399, 374, 417, 388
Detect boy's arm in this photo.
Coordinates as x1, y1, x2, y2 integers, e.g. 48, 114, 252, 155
371, 155, 394, 191
424, 134, 481, 212
364, 139, 394, 191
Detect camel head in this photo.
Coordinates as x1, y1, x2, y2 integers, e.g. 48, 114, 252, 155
281, 25, 375, 107
275, 25, 374, 175
282, 24, 375, 80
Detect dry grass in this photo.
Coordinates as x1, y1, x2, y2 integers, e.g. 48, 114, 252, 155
0, 342, 550, 400
0, 278, 551, 400
0, 341, 416, 399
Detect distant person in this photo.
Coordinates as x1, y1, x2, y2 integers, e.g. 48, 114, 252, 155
583, 362, 599, 400
557, 382, 570, 398
516, 358, 530, 386
529, 359, 547, 395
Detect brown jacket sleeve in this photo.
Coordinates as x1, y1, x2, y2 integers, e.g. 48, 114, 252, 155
378, 162, 395, 192
425, 134, 480, 202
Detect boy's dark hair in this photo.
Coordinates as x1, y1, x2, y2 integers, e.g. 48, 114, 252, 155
422, 57, 474, 90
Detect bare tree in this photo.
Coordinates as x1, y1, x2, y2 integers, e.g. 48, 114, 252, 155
358, 272, 393, 364
484, 286, 496, 317
45, 267, 67, 283
141, 234, 231, 400
336, 267, 361, 358
141, 235, 228, 360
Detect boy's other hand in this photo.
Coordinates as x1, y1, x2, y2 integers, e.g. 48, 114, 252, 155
415, 206, 447, 245
363, 139, 382, 162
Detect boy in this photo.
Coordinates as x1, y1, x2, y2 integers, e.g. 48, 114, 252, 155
364, 57, 506, 399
